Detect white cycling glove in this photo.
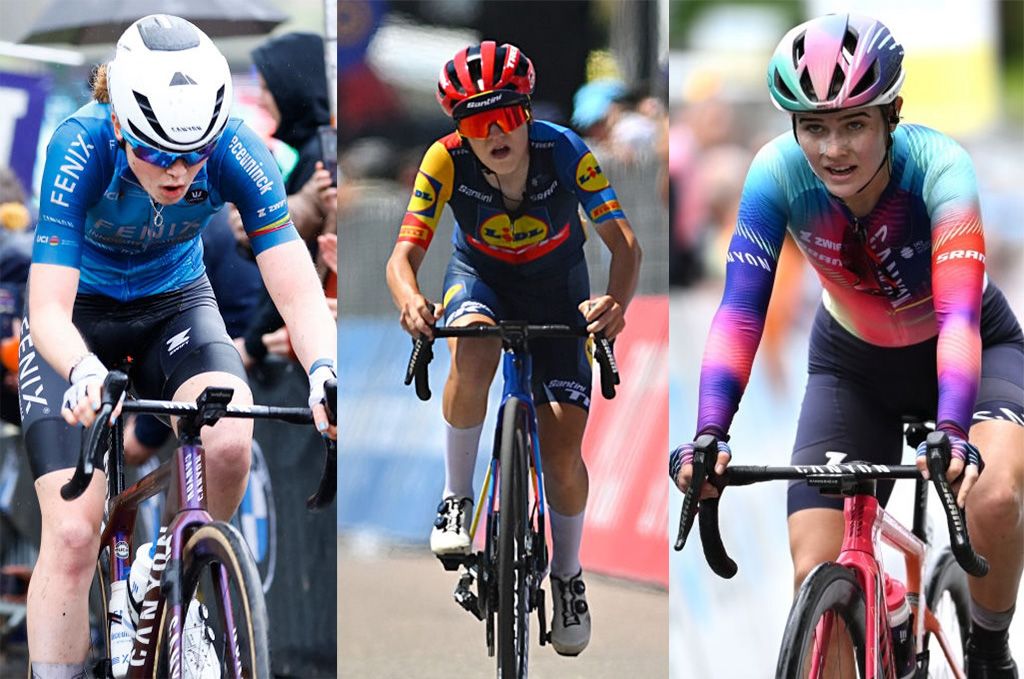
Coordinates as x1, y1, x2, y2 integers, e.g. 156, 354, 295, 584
62, 353, 108, 414
307, 358, 337, 430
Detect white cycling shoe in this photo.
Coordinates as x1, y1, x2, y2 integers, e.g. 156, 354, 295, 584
183, 599, 220, 679
549, 570, 591, 656
430, 496, 473, 555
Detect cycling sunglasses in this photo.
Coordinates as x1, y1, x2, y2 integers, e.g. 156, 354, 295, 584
121, 127, 220, 169
456, 104, 530, 139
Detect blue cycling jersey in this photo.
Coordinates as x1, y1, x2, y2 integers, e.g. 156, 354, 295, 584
33, 101, 299, 301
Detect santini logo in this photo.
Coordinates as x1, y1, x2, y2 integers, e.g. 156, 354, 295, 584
465, 94, 502, 109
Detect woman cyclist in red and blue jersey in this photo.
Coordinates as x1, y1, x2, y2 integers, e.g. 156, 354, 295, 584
19, 15, 337, 677
670, 14, 1023, 677
386, 41, 642, 656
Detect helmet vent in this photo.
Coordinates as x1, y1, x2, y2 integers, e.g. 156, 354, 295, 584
445, 62, 466, 95
792, 32, 806, 68
842, 28, 859, 61
773, 71, 797, 103
136, 15, 200, 51
799, 70, 817, 102
827, 64, 845, 99
849, 61, 878, 97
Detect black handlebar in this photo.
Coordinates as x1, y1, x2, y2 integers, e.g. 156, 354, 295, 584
61, 371, 339, 510
404, 323, 620, 401
674, 431, 989, 579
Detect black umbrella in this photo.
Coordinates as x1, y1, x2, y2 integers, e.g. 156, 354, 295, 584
20, 0, 288, 45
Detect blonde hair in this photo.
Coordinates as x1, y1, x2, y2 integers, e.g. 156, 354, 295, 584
91, 64, 110, 103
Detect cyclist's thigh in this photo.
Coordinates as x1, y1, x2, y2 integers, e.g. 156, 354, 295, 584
132, 279, 248, 401
17, 313, 85, 479
536, 401, 588, 456
517, 259, 592, 413
788, 307, 904, 515
442, 256, 503, 365
973, 282, 1024, 428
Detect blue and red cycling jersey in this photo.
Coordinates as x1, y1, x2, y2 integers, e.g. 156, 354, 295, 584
698, 124, 987, 439
33, 101, 299, 301
397, 120, 625, 276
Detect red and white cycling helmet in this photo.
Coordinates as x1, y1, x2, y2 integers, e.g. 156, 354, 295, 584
108, 14, 232, 153
436, 41, 535, 120
767, 13, 905, 113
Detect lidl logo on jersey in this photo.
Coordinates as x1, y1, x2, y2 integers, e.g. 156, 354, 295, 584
479, 213, 549, 250
575, 152, 610, 192
407, 171, 442, 221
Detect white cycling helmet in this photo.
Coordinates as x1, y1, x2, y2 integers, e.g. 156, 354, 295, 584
108, 14, 232, 153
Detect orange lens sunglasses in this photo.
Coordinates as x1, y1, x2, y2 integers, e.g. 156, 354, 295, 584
456, 105, 530, 139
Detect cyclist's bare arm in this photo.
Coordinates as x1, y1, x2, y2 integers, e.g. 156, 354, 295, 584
583, 216, 642, 339
386, 240, 442, 338
255, 239, 337, 436
28, 263, 113, 427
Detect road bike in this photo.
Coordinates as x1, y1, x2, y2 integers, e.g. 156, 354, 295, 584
405, 321, 618, 679
675, 425, 987, 678
64, 370, 336, 678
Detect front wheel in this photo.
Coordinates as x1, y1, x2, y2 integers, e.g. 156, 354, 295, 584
496, 398, 531, 679
156, 521, 270, 678
917, 548, 970, 678
776, 562, 875, 679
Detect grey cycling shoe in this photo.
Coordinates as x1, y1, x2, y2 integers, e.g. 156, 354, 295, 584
549, 569, 591, 656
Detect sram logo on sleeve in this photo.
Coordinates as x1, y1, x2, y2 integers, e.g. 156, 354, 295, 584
575, 152, 610, 192
935, 249, 985, 264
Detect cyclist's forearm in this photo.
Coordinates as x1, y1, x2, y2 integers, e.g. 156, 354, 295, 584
257, 241, 337, 370
605, 232, 642, 310
386, 243, 427, 309
27, 264, 92, 379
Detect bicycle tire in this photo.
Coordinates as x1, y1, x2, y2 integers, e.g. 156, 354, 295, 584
88, 559, 111, 675
917, 547, 970, 678
777, 562, 876, 679
153, 521, 270, 678
497, 398, 531, 679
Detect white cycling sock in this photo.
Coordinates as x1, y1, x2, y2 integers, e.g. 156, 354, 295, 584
549, 507, 585, 579
970, 599, 1014, 632
30, 662, 90, 679
444, 421, 483, 500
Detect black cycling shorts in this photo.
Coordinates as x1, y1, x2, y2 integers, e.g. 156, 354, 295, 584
18, 276, 247, 479
441, 253, 593, 411
788, 282, 1024, 515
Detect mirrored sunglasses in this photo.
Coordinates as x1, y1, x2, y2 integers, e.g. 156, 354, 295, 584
456, 105, 530, 139
122, 128, 219, 168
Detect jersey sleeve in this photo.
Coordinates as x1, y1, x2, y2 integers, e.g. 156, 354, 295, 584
397, 140, 455, 250
695, 143, 789, 439
32, 119, 107, 269
923, 138, 985, 438
214, 122, 300, 256
554, 129, 626, 224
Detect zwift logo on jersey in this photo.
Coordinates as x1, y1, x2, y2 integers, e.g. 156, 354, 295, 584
575, 152, 609, 192
407, 171, 442, 220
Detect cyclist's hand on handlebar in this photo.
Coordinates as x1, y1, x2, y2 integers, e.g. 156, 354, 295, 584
669, 439, 732, 498
579, 295, 625, 339
61, 353, 123, 427
399, 293, 442, 339
915, 429, 982, 508
308, 361, 337, 440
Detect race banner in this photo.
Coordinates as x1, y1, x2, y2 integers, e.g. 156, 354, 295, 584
0, 70, 51, 194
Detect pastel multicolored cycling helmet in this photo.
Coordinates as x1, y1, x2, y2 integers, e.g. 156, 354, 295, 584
436, 41, 535, 120
767, 14, 905, 113
108, 14, 232, 153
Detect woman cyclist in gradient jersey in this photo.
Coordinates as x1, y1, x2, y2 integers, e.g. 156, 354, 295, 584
670, 14, 1023, 677
386, 41, 641, 656
19, 15, 336, 677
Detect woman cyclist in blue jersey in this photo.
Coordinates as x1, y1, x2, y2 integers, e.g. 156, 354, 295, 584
386, 41, 642, 656
18, 15, 337, 677
671, 14, 1023, 677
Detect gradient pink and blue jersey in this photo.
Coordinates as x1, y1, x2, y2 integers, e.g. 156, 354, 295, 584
697, 124, 986, 439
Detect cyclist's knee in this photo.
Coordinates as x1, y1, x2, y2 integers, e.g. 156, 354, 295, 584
449, 344, 500, 386
968, 479, 1022, 531
204, 428, 252, 471
788, 508, 843, 592
41, 514, 101, 580
541, 446, 585, 485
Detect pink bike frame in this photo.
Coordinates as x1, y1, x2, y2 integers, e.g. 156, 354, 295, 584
808, 493, 964, 679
